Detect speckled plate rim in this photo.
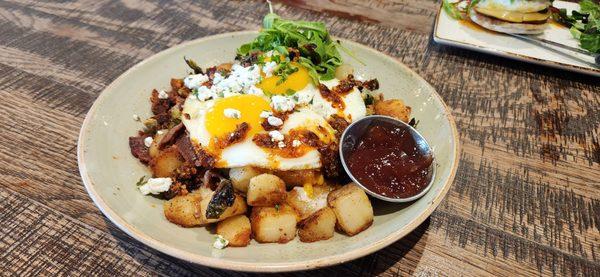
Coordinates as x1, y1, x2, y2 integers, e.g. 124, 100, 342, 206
78, 31, 460, 272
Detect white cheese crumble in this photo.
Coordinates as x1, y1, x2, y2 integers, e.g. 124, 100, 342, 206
189, 65, 263, 101
269, 130, 284, 142
293, 91, 314, 105
196, 86, 213, 101
184, 74, 209, 90
139, 178, 172, 195
270, 95, 295, 112
132, 114, 140, 121
156, 130, 166, 135
278, 141, 286, 148
262, 61, 278, 77
213, 235, 229, 249
267, 116, 283, 126
223, 108, 241, 119
246, 85, 263, 95
158, 90, 169, 99
143, 137, 153, 147
292, 139, 301, 147
259, 110, 273, 118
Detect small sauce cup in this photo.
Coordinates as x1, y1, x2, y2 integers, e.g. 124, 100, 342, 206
339, 115, 435, 203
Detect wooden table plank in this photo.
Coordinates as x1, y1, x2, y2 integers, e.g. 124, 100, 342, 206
0, 0, 598, 276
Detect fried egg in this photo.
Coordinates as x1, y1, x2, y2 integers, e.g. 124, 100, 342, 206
475, 0, 550, 13
181, 61, 366, 170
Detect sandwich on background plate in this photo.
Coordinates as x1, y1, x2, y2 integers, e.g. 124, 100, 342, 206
469, 0, 552, 34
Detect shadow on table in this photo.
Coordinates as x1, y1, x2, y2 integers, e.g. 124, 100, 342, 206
105, 214, 430, 276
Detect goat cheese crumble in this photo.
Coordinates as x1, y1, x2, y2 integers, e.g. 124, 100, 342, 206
259, 110, 273, 118
139, 178, 172, 195
271, 95, 295, 112
184, 74, 209, 90
158, 90, 169, 99
188, 64, 264, 101
267, 116, 283, 126
262, 61, 278, 77
213, 235, 229, 249
143, 137, 153, 147
292, 139, 301, 147
269, 130, 284, 142
223, 108, 241, 119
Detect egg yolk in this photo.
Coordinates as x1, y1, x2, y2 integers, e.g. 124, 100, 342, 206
205, 94, 271, 139
258, 63, 311, 95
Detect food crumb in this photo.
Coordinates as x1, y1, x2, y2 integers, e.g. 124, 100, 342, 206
213, 235, 229, 249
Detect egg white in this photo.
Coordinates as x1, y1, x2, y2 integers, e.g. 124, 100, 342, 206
181, 73, 366, 171
182, 96, 325, 170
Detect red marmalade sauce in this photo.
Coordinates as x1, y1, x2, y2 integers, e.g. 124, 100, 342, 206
345, 121, 433, 199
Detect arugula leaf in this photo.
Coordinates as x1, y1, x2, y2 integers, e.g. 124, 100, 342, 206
237, 12, 345, 83
580, 0, 600, 19
184, 56, 203, 74
580, 32, 600, 53
443, 0, 464, 20
135, 176, 148, 187
552, 0, 600, 54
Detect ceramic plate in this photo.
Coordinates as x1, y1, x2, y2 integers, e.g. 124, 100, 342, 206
78, 31, 459, 272
434, 1, 600, 77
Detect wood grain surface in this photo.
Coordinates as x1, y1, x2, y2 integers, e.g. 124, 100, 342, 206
0, 0, 598, 276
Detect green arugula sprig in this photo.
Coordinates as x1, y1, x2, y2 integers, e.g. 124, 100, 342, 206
551, 0, 600, 53
443, 0, 464, 20
237, 12, 344, 84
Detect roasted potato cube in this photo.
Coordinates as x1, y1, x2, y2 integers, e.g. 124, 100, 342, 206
374, 99, 411, 122
150, 145, 183, 177
229, 166, 262, 193
287, 185, 333, 221
163, 191, 202, 227
246, 174, 286, 206
298, 207, 336, 242
164, 187, 247, 227
250, 204, 297, 243
216, 215, 251, 247
272, 169, 324, 188
327, 183, 374, 236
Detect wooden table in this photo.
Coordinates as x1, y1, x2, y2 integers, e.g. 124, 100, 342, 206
1, 0, 598, 275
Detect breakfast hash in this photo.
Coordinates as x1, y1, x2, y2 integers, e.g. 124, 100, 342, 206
129, 11, 412, 248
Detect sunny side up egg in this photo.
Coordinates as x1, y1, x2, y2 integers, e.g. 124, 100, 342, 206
181, 62, 366, 170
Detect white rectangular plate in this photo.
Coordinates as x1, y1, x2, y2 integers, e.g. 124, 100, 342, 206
433, 1, 600, 77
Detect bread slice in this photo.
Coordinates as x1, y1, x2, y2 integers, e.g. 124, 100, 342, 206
469, 9, 548, 34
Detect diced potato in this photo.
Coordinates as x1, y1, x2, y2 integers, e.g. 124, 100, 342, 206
148, 131, 167, 158
327, 183, 374, 236
250, 204, 297, 243
150, 145, 183, 177
287, 185, 333, 221
229, 166, 262, 193
216, 215, 251, 247
272, 169, 324, 188
246, 174, 286, 206
374, 99, 412, 123
164, 187, 247, 227
298, 207, 336, 242
163, 191, 202, 227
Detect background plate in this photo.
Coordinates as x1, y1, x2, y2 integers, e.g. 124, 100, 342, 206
434, 1, 600, 77
78, 31, 459, 272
